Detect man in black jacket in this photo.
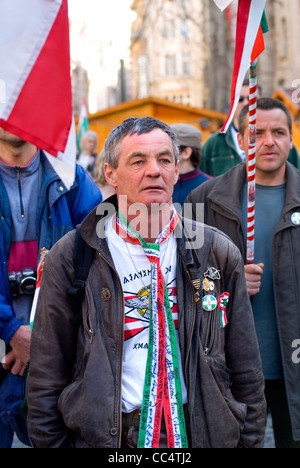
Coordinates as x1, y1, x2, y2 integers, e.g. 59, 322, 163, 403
185, 98, 300, 448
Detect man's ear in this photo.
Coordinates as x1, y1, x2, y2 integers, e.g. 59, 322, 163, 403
289, 132, 293, 151
174, 160, 179, 184
180, 147, 193, 161
237, 132, 245, 151
104, 163, 118, 188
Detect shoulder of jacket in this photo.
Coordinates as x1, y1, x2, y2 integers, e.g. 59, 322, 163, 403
184, 172, 224, 203
180, 219, 241, 268
46, 229, 76, 265
210, 226, 242, 264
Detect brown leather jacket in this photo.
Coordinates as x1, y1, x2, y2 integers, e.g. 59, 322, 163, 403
185, 162, 300, 441
27, 196, 266, 448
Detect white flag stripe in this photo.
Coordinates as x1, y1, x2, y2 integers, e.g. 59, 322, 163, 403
0, 0, 62, 120
45, 118, 76, 190
213, 0, 233, 11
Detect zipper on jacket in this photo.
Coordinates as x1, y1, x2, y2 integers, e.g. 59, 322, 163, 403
97, 250, 125, 448
128, 426, 135, 439
184, 268, 197, 384
16, 167, 25, 218
203, 309, 217, 356
85, 313, 95, 343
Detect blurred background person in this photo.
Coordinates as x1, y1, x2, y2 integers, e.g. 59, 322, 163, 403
171, 123, 210, 207
93, 149, 116, 200
77, 130, 98, 175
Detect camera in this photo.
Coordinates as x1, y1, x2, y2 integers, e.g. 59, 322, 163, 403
8, 268, 37, 296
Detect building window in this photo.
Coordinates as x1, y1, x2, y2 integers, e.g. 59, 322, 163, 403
165, 54, 177, 76
180, 19, 190, 38
162, 19, 176, 38
280, 18, 287, 58
137, 55, 149, 99
182, 53, 190, 76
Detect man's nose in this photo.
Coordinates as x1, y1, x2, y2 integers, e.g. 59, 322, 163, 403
262, 131, 274, 146
145, 159, 160, 176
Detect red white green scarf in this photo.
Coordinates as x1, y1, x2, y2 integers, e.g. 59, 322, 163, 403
116, 209, 188, 448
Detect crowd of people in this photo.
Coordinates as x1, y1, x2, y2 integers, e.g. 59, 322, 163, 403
0, 89, 300, 448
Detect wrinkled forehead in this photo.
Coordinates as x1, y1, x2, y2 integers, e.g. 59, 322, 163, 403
256, 108, 291, 130
120, 129, 176, 158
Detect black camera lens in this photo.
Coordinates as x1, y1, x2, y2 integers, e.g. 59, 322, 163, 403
20, 268, 37, 295
9, 268, 37, 296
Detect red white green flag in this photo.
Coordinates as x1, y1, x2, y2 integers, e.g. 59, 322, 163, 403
216, 0, 267, 133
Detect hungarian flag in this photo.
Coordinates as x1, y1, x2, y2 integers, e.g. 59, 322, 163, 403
251, 10, 269, 63
0, 0, 76, 188
216, 0, 268, 133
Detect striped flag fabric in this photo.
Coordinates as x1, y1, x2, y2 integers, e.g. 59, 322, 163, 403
251, 10, 269, 63
77, 100, 89, 152
29, 248, 48, 329
220, 0, 267, 133
213, 0, 234, 11
0, 0, 76, 188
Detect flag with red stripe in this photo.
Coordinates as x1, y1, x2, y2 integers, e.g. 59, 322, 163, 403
220, 0, 266, 133
0, 0, 76, 188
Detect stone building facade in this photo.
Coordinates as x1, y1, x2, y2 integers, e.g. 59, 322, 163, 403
130, 0, 300, 113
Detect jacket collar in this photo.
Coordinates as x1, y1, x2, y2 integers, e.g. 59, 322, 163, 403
207, 162, 246, 220
283, 162, 300, 212
207, 161, 300, 224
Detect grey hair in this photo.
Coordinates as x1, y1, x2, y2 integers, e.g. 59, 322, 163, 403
104, 117, 179, 168
80, 130, 98, 148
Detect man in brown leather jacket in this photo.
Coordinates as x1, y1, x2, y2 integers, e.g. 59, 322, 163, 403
27, 117, 266, 448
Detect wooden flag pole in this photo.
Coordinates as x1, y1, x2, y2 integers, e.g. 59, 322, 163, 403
246, 58, 258, 264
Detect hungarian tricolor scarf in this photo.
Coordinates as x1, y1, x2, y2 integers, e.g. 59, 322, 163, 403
116, 209, 188, 448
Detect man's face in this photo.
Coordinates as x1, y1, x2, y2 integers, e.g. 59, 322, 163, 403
84, 136, 97, 154
0, 127, 26, 148
238, 108, 293, 177
105, 128, 179, 209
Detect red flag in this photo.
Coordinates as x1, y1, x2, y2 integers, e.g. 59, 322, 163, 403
0, 0, 73, 159
252, 26, 265, 63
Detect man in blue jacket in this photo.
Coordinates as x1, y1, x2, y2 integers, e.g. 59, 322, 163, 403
0, 127, 102, 447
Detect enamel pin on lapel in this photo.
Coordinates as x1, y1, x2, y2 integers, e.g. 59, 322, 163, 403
204, 267, 221, 281
291, 212, 300, 225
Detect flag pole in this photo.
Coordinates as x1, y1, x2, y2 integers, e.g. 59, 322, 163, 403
246, 58, 257, 264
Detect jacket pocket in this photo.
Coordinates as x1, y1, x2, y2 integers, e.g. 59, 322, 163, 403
205, 356, 247, 432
